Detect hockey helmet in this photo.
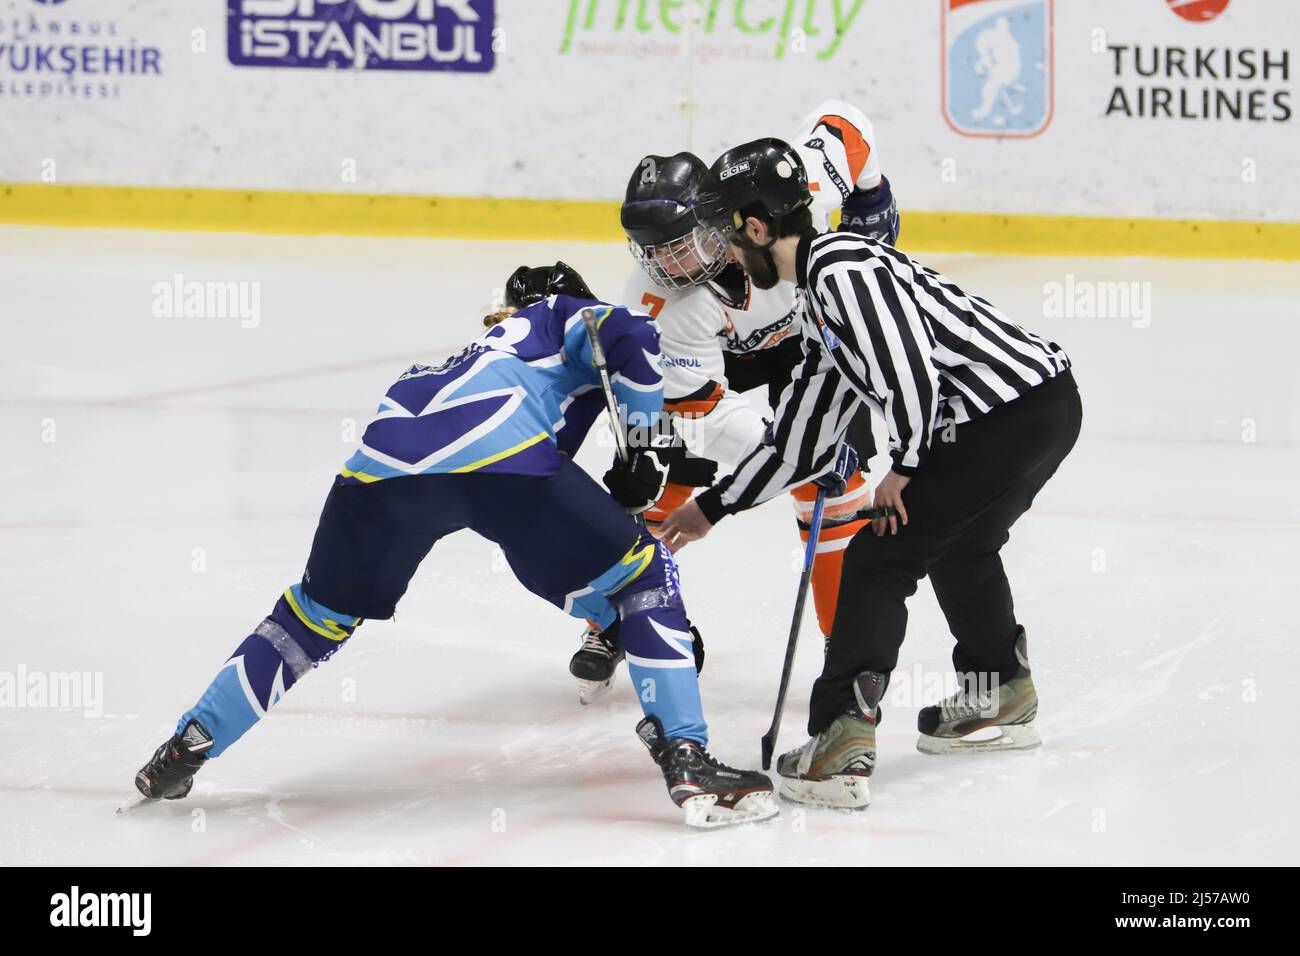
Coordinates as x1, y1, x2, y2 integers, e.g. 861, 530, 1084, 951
695, 138, 813, 241
621, 152, 729, 290
504, 260, 595, 309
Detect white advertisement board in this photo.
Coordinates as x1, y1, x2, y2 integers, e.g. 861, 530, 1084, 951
0, 0, 1294, 222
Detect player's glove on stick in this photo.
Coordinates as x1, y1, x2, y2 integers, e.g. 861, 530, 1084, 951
604, 452, 666, 514
839, 175, 900, 245
813, 443, 860, 499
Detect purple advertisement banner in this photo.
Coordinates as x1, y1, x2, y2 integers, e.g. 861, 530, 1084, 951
226, 0, 495, 73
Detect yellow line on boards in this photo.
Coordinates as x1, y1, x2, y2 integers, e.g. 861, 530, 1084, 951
901, 210, 1300, 261
2, 183, 1297, 260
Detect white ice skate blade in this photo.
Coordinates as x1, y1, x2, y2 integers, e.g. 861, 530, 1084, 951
681, 791, 780, 829
916, 721, 1041, 755
116, 793, 155, 815
576, 673, 617, 706
778, 774, 871, 810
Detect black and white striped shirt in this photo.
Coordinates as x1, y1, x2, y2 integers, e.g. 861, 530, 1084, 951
695, 232, 1071, 521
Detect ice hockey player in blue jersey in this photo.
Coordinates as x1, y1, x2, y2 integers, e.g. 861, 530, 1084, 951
130, 262, 777, 829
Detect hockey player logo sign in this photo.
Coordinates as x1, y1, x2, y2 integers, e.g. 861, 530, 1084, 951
227, 0, 495, 73
942, 0, 1054, 138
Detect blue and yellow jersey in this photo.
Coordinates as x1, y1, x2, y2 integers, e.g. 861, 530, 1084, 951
339, 296, 663, 483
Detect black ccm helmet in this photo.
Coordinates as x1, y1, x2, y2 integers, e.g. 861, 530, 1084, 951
504, 260, 594, 309
695, 138, 812, 244
621, 152, 730, 290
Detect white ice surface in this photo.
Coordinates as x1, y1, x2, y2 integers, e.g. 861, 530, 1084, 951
1, 227, 1297, 865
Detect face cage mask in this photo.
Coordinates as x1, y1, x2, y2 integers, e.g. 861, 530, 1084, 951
629, 225, 730, 291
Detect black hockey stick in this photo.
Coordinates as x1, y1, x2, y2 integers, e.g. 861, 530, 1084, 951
581, 307, 646, 528
761, 486, 827, 770
794, 504, 898, 532
764, 501, 901, 767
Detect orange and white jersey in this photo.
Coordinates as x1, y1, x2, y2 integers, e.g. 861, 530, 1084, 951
622, 100, 882, 468
795, 99, 882, 229
623, 264, 778, 465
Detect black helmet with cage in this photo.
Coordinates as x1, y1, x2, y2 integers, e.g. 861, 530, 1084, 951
693, 138, 814, 249
620, 152, 730, 290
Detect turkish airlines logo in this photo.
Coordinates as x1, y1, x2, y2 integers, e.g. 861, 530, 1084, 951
1166, 1, 1231, 23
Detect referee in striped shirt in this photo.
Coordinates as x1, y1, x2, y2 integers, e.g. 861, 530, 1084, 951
660, 139, 1081, 795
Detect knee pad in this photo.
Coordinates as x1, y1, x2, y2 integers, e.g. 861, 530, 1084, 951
611, 538, 681, 612
236, 589, 357, 712
609, 539, 700, 668
567, 533, 695, 659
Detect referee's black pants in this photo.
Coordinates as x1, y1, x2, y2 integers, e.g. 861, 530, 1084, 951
808, 369, 1082, 735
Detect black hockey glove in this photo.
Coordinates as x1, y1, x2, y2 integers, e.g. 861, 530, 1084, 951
839, 175, 900, 245
813, 443, 860, 499
603, 452, 665, 514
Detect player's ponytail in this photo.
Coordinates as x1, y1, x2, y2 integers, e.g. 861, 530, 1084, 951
482, 306, 518, 329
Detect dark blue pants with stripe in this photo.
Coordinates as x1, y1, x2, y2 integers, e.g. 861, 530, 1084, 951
178, 459, 706, 757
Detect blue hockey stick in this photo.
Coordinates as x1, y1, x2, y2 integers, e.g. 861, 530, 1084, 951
761, 486, 828, 770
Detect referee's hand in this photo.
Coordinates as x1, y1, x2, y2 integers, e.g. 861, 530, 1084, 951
661, 498, 712, 553
872, 471, 911, 536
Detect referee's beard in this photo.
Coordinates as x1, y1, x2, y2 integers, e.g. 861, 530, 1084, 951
734, 241, 782, 290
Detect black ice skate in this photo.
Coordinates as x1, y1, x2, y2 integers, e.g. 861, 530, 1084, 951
570, 619, 624, 705
133, 719, 214, 801
636, 716, 778, 829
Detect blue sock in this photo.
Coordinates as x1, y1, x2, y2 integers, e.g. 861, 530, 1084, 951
178, 585, 359, 757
